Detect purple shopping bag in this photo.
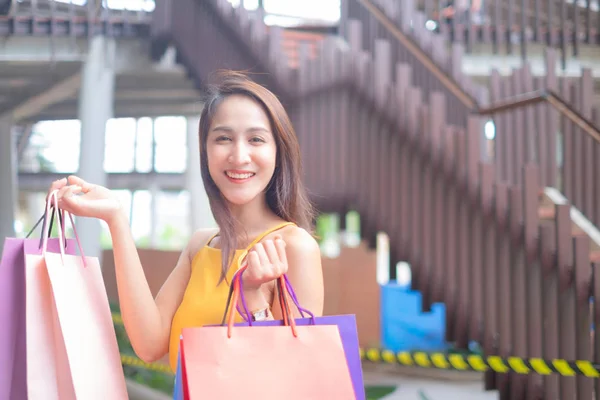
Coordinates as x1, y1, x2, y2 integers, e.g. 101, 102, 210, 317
0, 209, 77, 400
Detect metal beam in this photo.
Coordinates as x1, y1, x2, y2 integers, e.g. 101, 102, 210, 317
0, 61, 81, 77
0, 37, 88, 62
17, 172, 188, 192
26, 101, 204, 121
0, 72, 81, 122
0, 37, 166, 73
114, 89, 201, 101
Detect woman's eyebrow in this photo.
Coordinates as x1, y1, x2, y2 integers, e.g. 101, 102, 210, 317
210, 126, 270, 133
210, 125, 234, 133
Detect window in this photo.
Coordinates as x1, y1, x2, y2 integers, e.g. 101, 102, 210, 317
135, 117, 153, 173
154, 116, 187, 173
104, 118, 136, 173
131, 190, 152, 247
20, 120, 81, 173
154, 190, 191, 250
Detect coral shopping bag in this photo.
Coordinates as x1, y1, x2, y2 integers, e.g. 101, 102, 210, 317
234, 273, 366, 400
178, 265, 356, 399
0, 208, 76, 400
25, 191, 128, 399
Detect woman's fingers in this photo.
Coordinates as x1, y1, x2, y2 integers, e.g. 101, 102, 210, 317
68, 175, 94, 193
47, 178, 68, 204
253, 243, 270, 266
244, 237, 289, 289
57, 185, 83, 214
247, 250, 263, 279
262, 239, 280, 265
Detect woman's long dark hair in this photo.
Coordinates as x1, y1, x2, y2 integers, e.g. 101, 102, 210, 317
198, 70, 315, 283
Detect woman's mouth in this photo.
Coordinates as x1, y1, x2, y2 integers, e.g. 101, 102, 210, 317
225, 171, 255, 183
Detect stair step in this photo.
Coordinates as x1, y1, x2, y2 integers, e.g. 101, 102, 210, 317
538, 188, 600, 259
363, 364, 497, 399
374, 379, 498, 400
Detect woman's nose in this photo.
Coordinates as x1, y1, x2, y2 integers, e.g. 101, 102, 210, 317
228, 142, 251, 165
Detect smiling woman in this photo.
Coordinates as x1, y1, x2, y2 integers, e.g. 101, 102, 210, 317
47, 70, 324, 373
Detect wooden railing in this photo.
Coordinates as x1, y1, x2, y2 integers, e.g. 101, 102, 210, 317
412, 0, 599, 68
150, 0, 600, 399
1, 0, 152, 37
347, 0, 600, 227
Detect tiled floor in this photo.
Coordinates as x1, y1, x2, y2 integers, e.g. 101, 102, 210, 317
363, 364, 499, 400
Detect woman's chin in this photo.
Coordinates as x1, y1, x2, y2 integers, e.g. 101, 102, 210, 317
223, 193, 260, 207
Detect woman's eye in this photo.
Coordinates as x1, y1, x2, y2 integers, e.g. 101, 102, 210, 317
250, 137, 265, 143
216, 136, 231, 142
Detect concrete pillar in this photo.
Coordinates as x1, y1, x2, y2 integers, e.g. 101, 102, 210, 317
149, 183, 160, 248
76, 36, 116, 259
186, 116, 215, 231
0, 116, 17, 253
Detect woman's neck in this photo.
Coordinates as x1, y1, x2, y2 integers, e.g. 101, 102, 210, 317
228, 194, 283, 244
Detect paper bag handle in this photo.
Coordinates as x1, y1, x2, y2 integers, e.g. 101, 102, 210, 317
26, 203, 67, 250
222, 266, 299, 338
236, 269, 315, 324
41, 190, 87, 266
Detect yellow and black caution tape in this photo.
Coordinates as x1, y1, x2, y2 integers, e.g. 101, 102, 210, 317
120, 354, 174, 375
112, 312, 173, 375
360, 348, 600, 378
112, 312, 600, 378
112, 312, 123, 326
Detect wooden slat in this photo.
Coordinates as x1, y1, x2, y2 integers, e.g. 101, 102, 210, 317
540, 222, 560, 398
574, 235, 593, 399
481, 163, 498, 392
509, 185, 527, 400
556, 204, 577, 399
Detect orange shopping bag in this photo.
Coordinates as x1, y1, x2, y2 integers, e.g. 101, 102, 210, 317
180, 265, 356, 399
25, 192, 128, 399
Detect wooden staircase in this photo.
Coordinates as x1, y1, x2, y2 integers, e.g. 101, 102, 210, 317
539, 187, 600, 263
277, 28, 324, 69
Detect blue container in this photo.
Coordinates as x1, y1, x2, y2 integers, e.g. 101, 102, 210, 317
380, 283, 447, 352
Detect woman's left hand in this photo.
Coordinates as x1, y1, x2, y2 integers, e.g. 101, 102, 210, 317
241, 236, 288, 291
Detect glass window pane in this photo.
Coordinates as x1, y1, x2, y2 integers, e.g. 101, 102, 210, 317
100, 190, 133, 249
106, 0, 155, 11
104, 118, 136, 173
131, 190, 152, 247
136, 117, 153, 173
263, 0, 340, 22
243, 0, 258, 10
154, 116, 187, 173
20, 120, 81, 173
155, 190, 191, 250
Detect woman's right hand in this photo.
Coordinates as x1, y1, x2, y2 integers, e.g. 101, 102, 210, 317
48, 175, 124, 225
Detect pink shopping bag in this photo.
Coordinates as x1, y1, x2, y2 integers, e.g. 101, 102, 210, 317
0, 208, 77, 400
25, 192, 128, 399
179, 265, 356, 399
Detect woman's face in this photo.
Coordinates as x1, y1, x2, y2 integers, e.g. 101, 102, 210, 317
206, 94, 277, 207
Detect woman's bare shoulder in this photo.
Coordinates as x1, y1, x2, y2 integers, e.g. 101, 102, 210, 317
278, 225, 321, 259
186, 227, 219, 260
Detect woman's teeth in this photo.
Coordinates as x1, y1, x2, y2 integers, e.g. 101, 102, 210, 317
226, 172, 255, 179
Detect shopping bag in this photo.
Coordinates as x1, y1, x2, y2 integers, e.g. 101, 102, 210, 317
229, 272, 366, 399
0, 207, 75, 400
172, 349, 183, 400
234, 274, 366, 400
25, 192, 128, 399
178, 266, 356, 399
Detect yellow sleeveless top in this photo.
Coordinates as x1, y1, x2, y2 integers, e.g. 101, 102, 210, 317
168, 222, 295, 372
